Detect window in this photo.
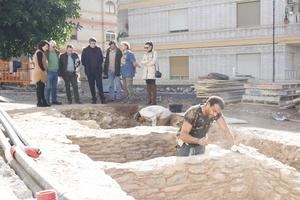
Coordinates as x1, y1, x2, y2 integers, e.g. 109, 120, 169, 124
169, 56, 189, 80
168, 9, 188, 32
237, 53, 261, 79
105, 1, 116, 14
71, 24, 78, 40
237, 1, 260, 27
105, 31, 116, 42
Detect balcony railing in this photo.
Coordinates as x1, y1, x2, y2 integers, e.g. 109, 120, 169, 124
285, 70, 300, 80
126, 24, 300, 45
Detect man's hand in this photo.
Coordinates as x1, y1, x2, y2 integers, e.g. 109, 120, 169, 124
198, 137, 208, 146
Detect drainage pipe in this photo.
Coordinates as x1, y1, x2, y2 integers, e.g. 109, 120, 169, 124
0, 107, 30, 146
0, 112, 25, 147
0, 116, 75, 200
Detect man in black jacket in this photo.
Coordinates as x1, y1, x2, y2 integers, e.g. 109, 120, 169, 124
103, 41, 123, 101
81, 37, 105, 104
58, 44, 82, 104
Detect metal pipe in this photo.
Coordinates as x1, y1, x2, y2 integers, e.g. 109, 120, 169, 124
0, 130, 40, 197
0, 113, 25, 147
0, 107, 30, 146
13, 146, 71, 200
0, 115, 74, 200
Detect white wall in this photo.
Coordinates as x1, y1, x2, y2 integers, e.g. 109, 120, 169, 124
127, 0, 287, 36
134, 44, 288, 81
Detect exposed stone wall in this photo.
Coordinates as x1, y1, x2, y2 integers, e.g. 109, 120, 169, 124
98, 145, 300, 200
69, 124, 300, 170
68, 126, 178, 163
59, 104, 140, 129
208, 125, 300, 171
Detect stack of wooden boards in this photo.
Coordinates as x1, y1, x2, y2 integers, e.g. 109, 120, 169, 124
242, 82, 300, 108
194, 78, 248, 104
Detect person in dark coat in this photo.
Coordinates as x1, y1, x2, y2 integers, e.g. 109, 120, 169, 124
58, 44, 81, 104
81, 37, 105, 104
103, 41, 123, 101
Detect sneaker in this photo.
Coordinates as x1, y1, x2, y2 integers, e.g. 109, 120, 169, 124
92, 99, 97, 104
52, 101, 62, 105
75, 101, 83, 104
41, 103, 50, 107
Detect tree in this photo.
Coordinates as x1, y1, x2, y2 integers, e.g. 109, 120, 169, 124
0, 0, 80, 60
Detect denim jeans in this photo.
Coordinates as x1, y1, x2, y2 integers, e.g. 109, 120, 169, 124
108, 70, 121, 100
176, 143, 205, 157
45, 71, 58, 103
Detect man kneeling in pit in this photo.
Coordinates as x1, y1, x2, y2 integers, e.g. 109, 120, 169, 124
176, 96, 234, 156
134, 105, 172, 126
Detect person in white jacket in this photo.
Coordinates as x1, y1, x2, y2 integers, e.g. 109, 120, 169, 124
141, 42, 157, 105
134, 105, 172, 126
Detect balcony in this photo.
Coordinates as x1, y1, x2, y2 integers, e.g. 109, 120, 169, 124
125, 24, 300, 45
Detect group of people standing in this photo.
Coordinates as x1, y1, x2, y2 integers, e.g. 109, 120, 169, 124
33, 38, 159, 106
33, 40, 82, 106
103, 40, 158, 104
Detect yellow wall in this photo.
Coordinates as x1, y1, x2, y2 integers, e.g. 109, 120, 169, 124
131, 36, 300, 52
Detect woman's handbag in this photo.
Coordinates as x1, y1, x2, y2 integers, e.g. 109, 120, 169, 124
155, 63, 162, 78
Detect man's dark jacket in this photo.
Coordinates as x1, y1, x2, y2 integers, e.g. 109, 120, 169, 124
81, 46, 103, 76
103, 48, 122, 77
58, 52, 80, 76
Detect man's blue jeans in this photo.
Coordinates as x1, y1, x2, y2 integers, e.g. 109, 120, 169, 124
45, 71, 58, 103
108, 70, 121, 100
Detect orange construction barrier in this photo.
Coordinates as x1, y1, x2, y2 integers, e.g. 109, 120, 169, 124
36, 190, 58, 200
0, 61, 33, 84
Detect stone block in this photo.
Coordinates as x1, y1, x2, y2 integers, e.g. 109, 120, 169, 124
229, 185, 247, 193
187, 165, 208, 174
166, 173, 187, 186
211, 173, 227, 182
188, 174, 207, 182
144, 176, 166, 188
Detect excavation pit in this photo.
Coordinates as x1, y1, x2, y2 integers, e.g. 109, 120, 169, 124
67, 121, 300, 171
61, 105, 300, 199
97, 145, 300, 200
60, 104, 141, 129
67, 126, 178, 163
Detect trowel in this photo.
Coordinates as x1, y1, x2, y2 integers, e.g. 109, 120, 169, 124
272, 113, 300, 123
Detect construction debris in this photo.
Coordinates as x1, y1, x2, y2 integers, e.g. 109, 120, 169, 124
194, 78, 248, 104
242, 82, 300, 108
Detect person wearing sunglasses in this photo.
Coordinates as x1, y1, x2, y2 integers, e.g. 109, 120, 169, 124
141, 42, 158, 105
176, 96, 234, 156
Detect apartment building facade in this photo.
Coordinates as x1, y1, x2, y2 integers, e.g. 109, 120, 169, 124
118, 0, 300, 81
69, 0, 118, 53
